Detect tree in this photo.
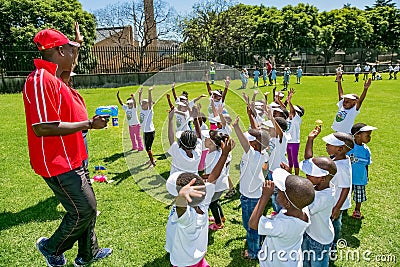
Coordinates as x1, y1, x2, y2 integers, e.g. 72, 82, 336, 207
93, 0, 178, 71
0, 0, 96, 75
366, 0, 396, 10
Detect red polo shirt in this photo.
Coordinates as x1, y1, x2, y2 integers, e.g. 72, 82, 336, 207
23, 59, 88, 178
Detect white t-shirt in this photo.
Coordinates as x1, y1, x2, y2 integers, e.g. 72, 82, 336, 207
331, 157, 352, 210
239, 147, 269, 198
140, 108, 155, 133
205, 150, 231, 192
208, 98, 224, 118
331, 100, 360, 134
165, 183, 215, 267
306, 187, 335, 245
287, 113, 302, 144
268, 133, 290, 171
122, 104, 139, 125
258, 208, 311, 267
364, 65, 370, 72
175, 112, 191, 132
354, 67, 361, 74
168, 139, 202, 175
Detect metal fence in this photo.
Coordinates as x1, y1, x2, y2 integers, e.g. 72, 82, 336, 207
1, 45, 399, 76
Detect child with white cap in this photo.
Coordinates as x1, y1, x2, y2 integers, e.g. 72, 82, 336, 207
165, 138, 234, 267
232, 115, 270, 260
300, 126, 338, 267
347, 123, 377, 219
167, 105, 203, 175
139, 87, 156, 166
117, 91, 144, 151
206, 75, 230, 129
285, 89, 305, 175
321, 131, 354, 255
331, 72, 372, 133
248, 168, 315, 267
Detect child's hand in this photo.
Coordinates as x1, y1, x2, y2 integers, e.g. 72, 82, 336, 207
232, 115, 239, 127
138, 87, 143, 94
246, 105, 253, 117
191, 105, 199, 118
149, 86, 153, 91
280, 162, 290, 172
205, 73, 209, 82
117, 90, 120, 96
225, 76, 230, 87
308, 126, 321, 139
171, 82, 175, 89
364, 78, 372, 89
200, 94, 207, 98
262, 180, 275, 196
265, 105, 273, 119
254, 90, 259, 95
177, 178, 206, 204
331, 206, 341, 220
221, 139, 234, 156
336, 72, 342, 82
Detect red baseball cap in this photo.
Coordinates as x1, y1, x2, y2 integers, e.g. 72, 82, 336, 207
33, 28, 80, 51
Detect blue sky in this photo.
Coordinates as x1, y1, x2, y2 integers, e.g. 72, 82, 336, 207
79, 0, 377, 13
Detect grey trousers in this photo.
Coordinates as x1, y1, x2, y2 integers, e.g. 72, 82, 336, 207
43, 165, 99, 261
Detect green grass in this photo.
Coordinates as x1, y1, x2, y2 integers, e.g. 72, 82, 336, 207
0, 74, 399, 267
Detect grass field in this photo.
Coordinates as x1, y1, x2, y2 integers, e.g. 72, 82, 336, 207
0, 74, 399, 267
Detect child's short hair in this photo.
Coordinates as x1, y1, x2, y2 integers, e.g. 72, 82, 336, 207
294, 105, 305, 117
209, 130, 229, 149
179, 130, 198, 150
286, 175, 315, 209
351, 123, 367, 135
200, 113, 207, 123
182, 91, 189, 98
275, 117, 288, 131
176, 173, 206, 207
333, 132, 354, 151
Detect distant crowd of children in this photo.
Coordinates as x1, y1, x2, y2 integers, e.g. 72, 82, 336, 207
117, 65, 378, 267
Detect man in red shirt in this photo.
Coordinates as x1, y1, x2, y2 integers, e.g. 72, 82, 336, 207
23, 26, 112, 267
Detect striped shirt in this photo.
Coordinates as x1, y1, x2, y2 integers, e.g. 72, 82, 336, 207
23, 59, 88, 177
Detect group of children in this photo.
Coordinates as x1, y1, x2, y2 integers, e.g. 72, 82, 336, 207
240, 65, 303, 90
117, 69, 376, 266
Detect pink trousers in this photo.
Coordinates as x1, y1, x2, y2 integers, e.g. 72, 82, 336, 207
129, 124, 144, 151
173, 257, 210, 267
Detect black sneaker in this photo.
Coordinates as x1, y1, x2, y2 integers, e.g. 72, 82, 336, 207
36, 237, 67, 267
74, 248, 113, 267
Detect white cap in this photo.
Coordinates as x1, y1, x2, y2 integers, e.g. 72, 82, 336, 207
359, 125, 377, 132
211, 90, 222, 96
272, 107, 284, 114
176, 101, 187, 107
299, 158, 330, 177
275, 92, 284, 97
176, 131, 183, 139
261, 120, 274, 128
178, 95, 188, 100
166, 171, 184, 196
342, 94, 357, 100
201, 130, 210, 138
322, 134, 345, 146
272, 168, 291, 191
270, 102, 280, 108
141, 98, 149, 103
126, 99, 134, 104
244, 131, 256, 142
209, 116, 221, 124
254, 101, 264, 106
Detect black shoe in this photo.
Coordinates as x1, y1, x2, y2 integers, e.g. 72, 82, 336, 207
74, 248, 113, 267
36, 237, 67, 267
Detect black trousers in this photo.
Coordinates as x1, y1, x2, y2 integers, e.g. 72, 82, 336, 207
144, 131, 155, 152
43, 165, 99, 261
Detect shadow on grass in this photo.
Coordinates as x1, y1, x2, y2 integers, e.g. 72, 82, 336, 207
103, 152, 125, 163
109, 162, 149, 185
142, 253, 170, 267
0, 196, 63, 232
340, 211, 362, 248
153, 153, 167, 161
226, 248, 259, 267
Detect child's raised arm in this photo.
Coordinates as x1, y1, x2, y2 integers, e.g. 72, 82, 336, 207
221, 76, 230, 102
116, 91, 123, 106
336, 72, 344, 101
205, 74, 212, 96
171, 83, 177, 102
232, 116, 250, 153
266, 105, 284, 142
166, 94, 174, 111
148, 86, 153, 109
168, 109, 175, 146
207, 139, 235, 183
286, 88, 295, 120
191, 105, 202, 139
138, 87, 143, 103
356, 78, 371, 110
249, 180, 275, 230
304, 126, 321, 159
131, 94, 137, 108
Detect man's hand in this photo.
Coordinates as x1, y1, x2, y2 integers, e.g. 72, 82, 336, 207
91, 115, 109, 129
74, 22, 84, 44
